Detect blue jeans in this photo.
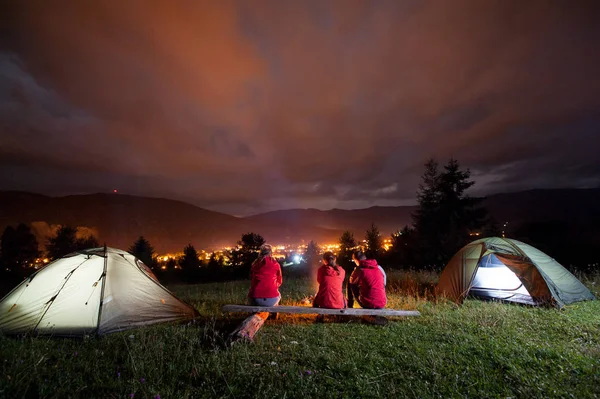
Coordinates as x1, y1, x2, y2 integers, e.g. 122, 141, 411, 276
249, 296, 281, 307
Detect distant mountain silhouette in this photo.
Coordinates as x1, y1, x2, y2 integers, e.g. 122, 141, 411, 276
483, 189, 600, 226
0, 189, 598, 253
0, 192, 243, 252
243, 206, 415, 245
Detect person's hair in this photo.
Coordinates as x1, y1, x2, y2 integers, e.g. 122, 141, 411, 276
253, 244, 273, 268
322, 251, 340, 274
352, 250, 367, 261
259, 244, 272, 257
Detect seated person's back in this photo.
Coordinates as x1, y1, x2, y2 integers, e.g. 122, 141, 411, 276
248, 244, 282, 307
348, 251, 387, 309
313, 252, 346, 309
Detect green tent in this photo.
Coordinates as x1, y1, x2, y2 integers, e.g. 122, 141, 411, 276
436, 237, 595, 307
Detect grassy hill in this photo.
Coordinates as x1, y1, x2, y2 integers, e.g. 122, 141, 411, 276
1, 272, 598, 398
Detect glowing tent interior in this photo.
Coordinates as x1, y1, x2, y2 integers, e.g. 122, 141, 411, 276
0, 247, 199, 336
436, 237, 595, 307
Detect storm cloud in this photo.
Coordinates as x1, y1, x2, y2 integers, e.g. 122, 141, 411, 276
1, 0, 599, 215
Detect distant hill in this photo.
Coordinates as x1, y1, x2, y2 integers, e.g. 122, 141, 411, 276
0, 192, 244, 252
244, 206, 416, 244
0, 189, 598, 253
246, 188, 600, 241
483, 189, 600, 226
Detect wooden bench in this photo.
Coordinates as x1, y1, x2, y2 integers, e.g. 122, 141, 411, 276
223, 305, 421, 344
222, 305, 421, 317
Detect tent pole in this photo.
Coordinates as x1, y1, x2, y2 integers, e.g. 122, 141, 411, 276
501, 237, 529, 259
96, 244, 109, 335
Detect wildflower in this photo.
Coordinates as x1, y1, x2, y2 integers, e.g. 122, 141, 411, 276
140, 378, 145, 383
154, 395, 161, 399
117, 372, 121, 378
305, 370, 313, 375
290, 341, 298, 345
270, 361, 277, 366
74, 352, 78, 356
129, 394, 134, 398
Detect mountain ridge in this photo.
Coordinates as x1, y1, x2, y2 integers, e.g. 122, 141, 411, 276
0, 188, 598, 252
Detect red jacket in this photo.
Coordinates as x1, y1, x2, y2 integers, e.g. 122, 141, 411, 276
314, 265, 346, 309
349, 259, 387, 309
249, 256, 282, 298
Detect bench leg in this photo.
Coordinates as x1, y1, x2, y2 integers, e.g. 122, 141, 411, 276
228, 312, 269, 345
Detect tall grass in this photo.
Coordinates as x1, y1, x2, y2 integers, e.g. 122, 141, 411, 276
1, 273, 599, 398
575, 270, 600, 297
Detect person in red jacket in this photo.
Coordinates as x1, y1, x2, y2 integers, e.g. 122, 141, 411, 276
313, 252, 346, 309
248, 244, 282, 307
347, 250, 387, 309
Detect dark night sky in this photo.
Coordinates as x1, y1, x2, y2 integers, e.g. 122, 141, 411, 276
1, 1, 599, 216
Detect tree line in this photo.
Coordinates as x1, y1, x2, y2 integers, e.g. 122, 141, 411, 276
0, 225, 100, 279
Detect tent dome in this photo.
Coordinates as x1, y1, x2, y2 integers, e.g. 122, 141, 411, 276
0, 247, 199, 336
436, 237, 595, 307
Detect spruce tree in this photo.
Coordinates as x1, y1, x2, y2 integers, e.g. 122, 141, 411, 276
128, 236, 156, 267
46, 226, 79, 260
412, 158, 487, 269
338, 230, 357, 273
0, 223, 41, 274
365, 223, 383, 259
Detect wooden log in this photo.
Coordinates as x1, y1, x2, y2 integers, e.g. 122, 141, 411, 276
222, 305, 420, 317
227, 312, 269, 345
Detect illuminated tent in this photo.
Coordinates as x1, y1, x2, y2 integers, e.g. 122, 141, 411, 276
436, 237, 594, 307
0, 247, 199, 336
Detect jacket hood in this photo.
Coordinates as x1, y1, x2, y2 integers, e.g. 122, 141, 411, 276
323, 265, 342, 276
252, 255, 279, 269
359, 259, 379, 269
